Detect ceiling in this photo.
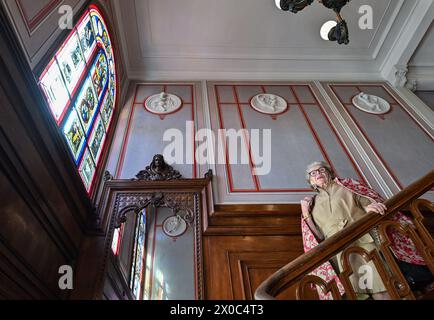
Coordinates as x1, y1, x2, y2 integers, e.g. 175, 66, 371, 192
112, 0, 434, 82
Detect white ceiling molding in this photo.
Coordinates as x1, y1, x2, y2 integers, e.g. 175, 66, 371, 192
111, 0, 132, 76
370, 0, 405, 60
112, 0, 434, 81
380, 0, 434, 87
127, 69, 384, 82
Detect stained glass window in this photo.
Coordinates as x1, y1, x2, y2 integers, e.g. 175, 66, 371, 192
39, 5, 117, 193
130, 210, 147, 300
111, 224, 123, 256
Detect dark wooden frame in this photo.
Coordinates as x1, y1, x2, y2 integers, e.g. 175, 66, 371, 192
72, 172, 214, 299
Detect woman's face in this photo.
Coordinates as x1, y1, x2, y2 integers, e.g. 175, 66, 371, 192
308, 165, 331, 189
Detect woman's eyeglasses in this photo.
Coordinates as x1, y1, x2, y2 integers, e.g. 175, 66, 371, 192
308, 167, 327, 177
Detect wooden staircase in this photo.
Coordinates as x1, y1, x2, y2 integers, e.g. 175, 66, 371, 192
255, 170, 434, 300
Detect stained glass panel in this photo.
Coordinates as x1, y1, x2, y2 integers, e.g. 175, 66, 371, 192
88, 114, 106, 164
90, 51, 109, 102
76, 14, 96, 62
74, 75, 98, 135
100, 89, 114, 130
79, 148, 96, 192
62, 109, 86, 163
39, 5, 116, 194
131, 211, 147, 300
40, 60, 70, 122
56, 33, 86, 96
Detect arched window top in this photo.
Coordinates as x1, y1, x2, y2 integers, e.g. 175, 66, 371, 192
39, 5, 117, 194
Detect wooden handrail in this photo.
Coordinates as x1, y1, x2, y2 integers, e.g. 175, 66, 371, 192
255, 169, 434, 300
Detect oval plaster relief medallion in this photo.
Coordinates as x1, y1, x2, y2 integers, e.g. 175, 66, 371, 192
144, 92, 182, 115
162, 215, 187, 238
250, 94, 288, 115
352, 92, 391, 115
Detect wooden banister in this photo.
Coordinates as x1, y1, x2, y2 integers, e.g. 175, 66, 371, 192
255, 169, 434, 300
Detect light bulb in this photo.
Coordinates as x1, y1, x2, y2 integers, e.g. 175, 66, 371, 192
320, 20, 337, 41
275, 0, 282, 10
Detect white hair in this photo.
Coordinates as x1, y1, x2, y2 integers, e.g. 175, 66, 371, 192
305, 161, 335, 183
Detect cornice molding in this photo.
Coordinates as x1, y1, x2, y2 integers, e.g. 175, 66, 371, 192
381, 0, 434, 86
128, 69, 384, 82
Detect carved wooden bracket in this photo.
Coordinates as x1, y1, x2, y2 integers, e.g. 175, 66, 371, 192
113, 192, 195, 229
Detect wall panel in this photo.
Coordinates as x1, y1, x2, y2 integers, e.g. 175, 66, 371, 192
208, 82, 367, 204
109, 82, 202, 180
327, 83, 434, 189
203, 235, 305, 300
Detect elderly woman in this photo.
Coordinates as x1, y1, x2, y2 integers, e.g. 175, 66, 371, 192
301, 161, 431, 300
301, 161, 392, 300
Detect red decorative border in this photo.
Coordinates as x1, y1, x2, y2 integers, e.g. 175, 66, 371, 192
143, 94, 184, 117
149, 207, 199, 300
115, 84, 197, 179
329, 83, 434, 190
215, 87, 257, 192
214, 84, 366, 193
233, 86, 262, 191
161, 216, 188, 238
247, 86, 290, 117
16, 0, 61, 32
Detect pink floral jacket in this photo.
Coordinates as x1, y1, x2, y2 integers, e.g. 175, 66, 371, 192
301, 177, 426, 300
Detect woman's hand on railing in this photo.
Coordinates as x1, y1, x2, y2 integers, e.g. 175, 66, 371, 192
364, 202, 387, 215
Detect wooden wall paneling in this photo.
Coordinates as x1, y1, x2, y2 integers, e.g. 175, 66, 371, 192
0, 171, 72, 298
0, 4, 98, 300
0, 126, 80, 259
203, 200, 303, 236
103, 253, 134, 300
201, 176, 320, 300
203, 235, 306, 300
0, 238, 54, 299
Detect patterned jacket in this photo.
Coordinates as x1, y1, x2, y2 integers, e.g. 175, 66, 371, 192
301, 177, 426, 299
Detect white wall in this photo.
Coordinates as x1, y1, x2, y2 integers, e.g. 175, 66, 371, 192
105, 81, 434, 204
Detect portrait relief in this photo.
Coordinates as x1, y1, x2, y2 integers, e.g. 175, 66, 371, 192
352, 92, 391, 115
251, 93, 288, 114
144, 92, 182, 115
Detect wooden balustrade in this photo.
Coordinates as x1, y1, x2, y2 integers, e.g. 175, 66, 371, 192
255, 170, 434, 300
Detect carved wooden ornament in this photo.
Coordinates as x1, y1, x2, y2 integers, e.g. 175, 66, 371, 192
134, 154, 182, 181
